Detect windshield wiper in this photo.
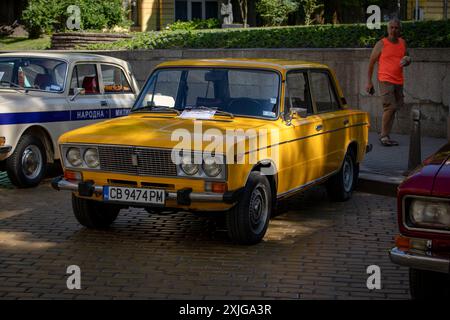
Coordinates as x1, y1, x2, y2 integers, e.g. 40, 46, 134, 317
186, 105, 234, 119
133, 105, 180, 115
0, 80, 28, 93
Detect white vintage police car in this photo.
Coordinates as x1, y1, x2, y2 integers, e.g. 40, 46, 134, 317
0, 52, 139, 187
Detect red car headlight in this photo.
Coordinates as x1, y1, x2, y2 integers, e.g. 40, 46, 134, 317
408, 198, 450, 230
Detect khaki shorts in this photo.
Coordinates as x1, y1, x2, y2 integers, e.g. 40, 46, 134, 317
379, 81, 404, 112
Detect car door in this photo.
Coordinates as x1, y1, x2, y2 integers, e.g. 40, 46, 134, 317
67, 63, 110, 129
99, 64, 136, 118
279, 70, 326, 193
309, 69, 348, 176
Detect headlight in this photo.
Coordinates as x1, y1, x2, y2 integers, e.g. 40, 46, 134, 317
84, 148, 99, 168
202, 157, 223, 177
66, 147, 82, 167
409, 199, 450, 230
180, 156, 199, 176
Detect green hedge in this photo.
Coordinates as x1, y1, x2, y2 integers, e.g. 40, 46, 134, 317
166, 18, 221, 31
86, 20, 450, 50
22, 0, 130, 38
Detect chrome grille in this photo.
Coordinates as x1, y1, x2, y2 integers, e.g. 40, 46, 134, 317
98, 146, 177, 177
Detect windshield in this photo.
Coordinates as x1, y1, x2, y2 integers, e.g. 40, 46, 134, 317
0, 58, 67, 92
133, 68, 281, 119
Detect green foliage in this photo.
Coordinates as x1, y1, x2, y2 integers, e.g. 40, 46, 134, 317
165, 19, 221, 31
22, 0, 130, 38
86, 20, 450, 50
22, 0, 65, 38
298, 0, 321, 25
256, 0, 299, 26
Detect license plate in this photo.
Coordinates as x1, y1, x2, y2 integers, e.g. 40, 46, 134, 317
103, 186, 165, 205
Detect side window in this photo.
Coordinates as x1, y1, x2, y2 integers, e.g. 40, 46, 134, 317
310, 72, 339, 113
70, 64, 99, 95
101, 64, 133, 94
286, 71, 312, 114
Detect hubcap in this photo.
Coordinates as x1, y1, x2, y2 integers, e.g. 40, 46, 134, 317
249, 183, 269, 234
342, 156, 354, 193
21, 145, 43, 180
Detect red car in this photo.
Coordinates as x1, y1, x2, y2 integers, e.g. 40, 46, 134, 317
390, 143, 450, 299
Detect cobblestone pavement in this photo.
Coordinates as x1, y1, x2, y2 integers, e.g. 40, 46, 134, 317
0, 179, 409, 300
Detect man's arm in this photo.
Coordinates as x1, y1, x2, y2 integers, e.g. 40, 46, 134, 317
401, 40, 412, 67
366, 40, 383, 93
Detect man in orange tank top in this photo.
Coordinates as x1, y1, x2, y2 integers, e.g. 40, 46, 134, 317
366, 18, 411, 146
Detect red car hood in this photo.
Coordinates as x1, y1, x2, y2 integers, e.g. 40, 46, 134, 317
400, 143, 450, 196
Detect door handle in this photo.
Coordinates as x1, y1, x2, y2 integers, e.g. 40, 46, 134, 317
343, 119, 350, 126
315, 124, 323, 132
100, 100, 108, 107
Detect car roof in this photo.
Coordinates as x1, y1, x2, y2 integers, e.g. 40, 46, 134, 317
0, 51, 129, 68
156, 58, 329, 71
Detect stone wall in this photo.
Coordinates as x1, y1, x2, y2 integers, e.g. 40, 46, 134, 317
51, 32, 132, 50
87, 48, 450, 138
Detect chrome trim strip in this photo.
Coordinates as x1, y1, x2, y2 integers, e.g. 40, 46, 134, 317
402, 195, 450, 235
243, 122, 368, 155
55, 179, 226, 202
389, 247, 450, 274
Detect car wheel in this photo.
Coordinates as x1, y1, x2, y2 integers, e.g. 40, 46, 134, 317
6, 134, 47, 188
72, 194, 120, 229
226, 172, 272, 245
326, 149, 358, 202
409, 268, 450, 299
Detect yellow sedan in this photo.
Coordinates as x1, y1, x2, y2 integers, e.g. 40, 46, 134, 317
53, 59, 370, 245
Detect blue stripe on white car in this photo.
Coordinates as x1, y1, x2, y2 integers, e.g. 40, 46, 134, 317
0, 108, 130, 125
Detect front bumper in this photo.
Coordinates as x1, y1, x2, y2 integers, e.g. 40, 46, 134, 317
51, 176, 242, 205
389, 247, 450, 274
0, 145, 12, 155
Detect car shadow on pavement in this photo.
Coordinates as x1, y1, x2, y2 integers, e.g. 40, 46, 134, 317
0, 183, 409, 300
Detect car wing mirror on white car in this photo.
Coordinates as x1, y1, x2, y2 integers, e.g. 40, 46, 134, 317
70, 88, 86, 101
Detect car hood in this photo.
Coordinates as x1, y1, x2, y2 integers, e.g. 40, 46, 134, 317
0, 91, 55, 113
400, 143, 450, 195
58, 113, 272, 151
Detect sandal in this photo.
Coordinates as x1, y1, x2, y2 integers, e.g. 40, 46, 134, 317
379, 136, 394, 147
387, 136, 399, 146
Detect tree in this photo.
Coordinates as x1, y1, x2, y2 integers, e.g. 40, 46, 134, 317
298, 0, 320, 25
256, 0, 298, 26
238, 0, 248, 28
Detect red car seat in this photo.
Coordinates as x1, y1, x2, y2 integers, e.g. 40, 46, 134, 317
82, 76, 98, 94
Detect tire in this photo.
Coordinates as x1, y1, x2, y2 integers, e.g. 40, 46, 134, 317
226, 172, 272, 245
72, 194, 120, 229
6, 134, 47, 188
326, 149, 358, 202
409, 268, 450, 299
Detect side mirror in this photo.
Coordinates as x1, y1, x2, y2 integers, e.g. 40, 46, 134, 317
70, 88, 85, 101
291, 107, 308, 118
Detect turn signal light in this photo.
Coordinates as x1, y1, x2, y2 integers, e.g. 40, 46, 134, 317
395, 235, 411, 250
64, 170, 82, 181
205, 182, 228, 193
0, 137, 5, 146
212, 182, 227, 193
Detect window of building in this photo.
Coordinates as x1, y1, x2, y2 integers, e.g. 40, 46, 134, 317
175, 0, 219, 21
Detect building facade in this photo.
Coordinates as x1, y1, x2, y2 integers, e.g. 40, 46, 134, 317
127, 0, 257, 31
406, 0, 448, 20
